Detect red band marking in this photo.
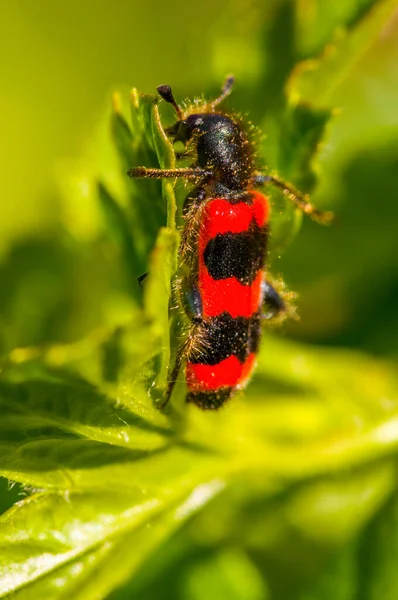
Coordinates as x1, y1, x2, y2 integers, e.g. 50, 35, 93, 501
200, 270, 264, 318
186, 353, 257, 391
198, 192, 268, 319
201, 192, 269, 238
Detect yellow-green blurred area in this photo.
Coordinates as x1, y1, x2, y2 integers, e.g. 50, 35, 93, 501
1, 0, 398, 354
1, 1, 398, 599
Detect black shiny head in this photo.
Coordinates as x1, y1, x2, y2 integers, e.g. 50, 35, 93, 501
157, 77, 255, 192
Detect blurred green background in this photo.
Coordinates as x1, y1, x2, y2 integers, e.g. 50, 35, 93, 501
2, 0, 398, 353
1, 0, 398, 598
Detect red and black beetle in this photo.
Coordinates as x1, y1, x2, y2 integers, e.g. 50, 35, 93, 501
128, 77, 332, 409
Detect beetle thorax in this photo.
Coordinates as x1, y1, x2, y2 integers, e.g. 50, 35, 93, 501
185, 113, 254, 192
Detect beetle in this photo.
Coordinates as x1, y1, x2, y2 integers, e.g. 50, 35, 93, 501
128, 77, 332, 409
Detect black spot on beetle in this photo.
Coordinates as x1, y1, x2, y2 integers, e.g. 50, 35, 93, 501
203, 219, 267, 285
188, 312, 261, 365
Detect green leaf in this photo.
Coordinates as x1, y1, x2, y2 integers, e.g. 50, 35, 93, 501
268, 103, 333, 253
182, 550, 267, 600
288, 0, 398, 106
144, 227, 179, 398
0, 482, 223, 600
354, 490, 398, 600
295, 0, 382, 59
1, 331, 398, 597
1, 2, 398, 597
96, 182, 141, 300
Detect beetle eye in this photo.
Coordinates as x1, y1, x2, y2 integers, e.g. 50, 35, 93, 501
165, 122, 179, 137
176, 120, 190, 143
165, 120, 190, 143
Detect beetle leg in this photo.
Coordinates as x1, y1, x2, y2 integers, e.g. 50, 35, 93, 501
262, 280, 286, 320
253, 173, 333, 224
128, 167, 213, 180
160, 283, 203, 409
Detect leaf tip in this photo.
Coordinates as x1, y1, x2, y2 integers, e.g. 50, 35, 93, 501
130, 88, 139, 110
112, 91, 122, 114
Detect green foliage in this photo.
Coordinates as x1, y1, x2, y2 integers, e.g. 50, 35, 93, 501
1, 1, 398, 599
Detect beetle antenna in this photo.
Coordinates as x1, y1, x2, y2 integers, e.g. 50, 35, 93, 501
157, 85, 183, 119
211, 75, 235, 109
